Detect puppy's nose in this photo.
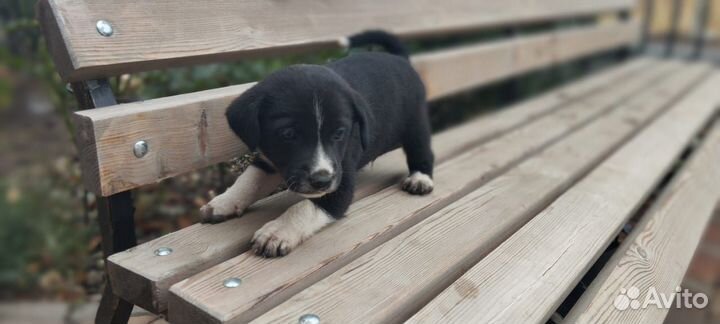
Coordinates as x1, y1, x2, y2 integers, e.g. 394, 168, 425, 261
309, 170, 334, 190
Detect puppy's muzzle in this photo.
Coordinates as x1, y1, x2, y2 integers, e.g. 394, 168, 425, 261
309, 170, 335, 191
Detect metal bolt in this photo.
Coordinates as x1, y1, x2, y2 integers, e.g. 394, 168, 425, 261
154, 247, 172, 256
96, 20, 114, 37
223, 278, 242, 288
299, 314, 320, 324
133, 140, 148, 158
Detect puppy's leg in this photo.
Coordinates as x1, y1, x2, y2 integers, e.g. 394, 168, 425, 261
200, 163, 282, 224
251, 200, 334, 257
252, 172, 355, 257
401, 107, 435, 195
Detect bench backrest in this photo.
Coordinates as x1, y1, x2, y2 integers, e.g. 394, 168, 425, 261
37, 0, 639, 197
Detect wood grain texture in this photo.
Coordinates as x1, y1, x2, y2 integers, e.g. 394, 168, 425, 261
165, 62, 689, 324
36, 0, 634, 81
407, 69, 720, 324
414, 22, 638, 99
564, 124, 720, 323
251, 60, 708, 324
104, 58, 656, 314
74, 22, 638, 197
73, 83, 255, 196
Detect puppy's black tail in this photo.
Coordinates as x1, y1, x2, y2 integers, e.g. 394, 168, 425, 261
341, 30, 409, 59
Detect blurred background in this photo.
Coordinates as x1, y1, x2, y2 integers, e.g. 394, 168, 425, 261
0, 1, 719, 323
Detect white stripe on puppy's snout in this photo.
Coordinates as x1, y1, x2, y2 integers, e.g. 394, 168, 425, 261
311, 142, 334, 174
311, 93, 334, 175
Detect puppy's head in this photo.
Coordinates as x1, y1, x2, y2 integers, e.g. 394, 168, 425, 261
226, 65, 370, 198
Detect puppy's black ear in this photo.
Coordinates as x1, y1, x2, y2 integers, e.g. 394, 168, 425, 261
349, 90, 372, 151
226, 87, 264, 151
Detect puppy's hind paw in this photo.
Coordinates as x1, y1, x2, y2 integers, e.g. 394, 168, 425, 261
402, 172, 434, 195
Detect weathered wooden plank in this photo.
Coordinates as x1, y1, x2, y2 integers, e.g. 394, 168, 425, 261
414, 22, 638, 99
564, 122, 720, 323
73, 83, 256, 196
37, 0, 634, 81
552, 21, 638, 62
104, 58, 661, 314
74, 22, 638, 197
165, 61, 694, 324
243, 63, 712, 324
407, 70, 720, 324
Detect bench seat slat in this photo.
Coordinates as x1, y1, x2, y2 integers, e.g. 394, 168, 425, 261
105, 58, 655, 314
38, 0, 634, 81
165, 61, 689, 324
407, 69, 720, 324
74, 22, 638, 197
564, 121, 720, 323
242, 62, 711, 324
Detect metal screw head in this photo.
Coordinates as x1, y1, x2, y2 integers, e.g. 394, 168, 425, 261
298, 314, 320, 324
96, 20, 114, 37
133, 140, 149, 158
154, 247, 172, 256
223, 278, 242, 288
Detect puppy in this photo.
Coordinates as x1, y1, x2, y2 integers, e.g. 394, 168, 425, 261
200, 31, 434, 257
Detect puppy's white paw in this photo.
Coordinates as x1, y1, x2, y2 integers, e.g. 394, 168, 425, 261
251, 219, 303, 257
251, 200, 334, 258
200, 165, 283, 224
402, 171, 434, 195
199, 196, 244, 224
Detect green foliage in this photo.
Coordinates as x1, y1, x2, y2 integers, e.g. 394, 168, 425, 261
0, 163, 91, 299
1, 12, 76, 135
123, 50, 344, 100
0, 78, 11, 109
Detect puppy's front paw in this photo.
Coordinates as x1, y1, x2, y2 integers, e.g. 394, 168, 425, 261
250, 200, 335, 258
199, 205, 228, 224
402, 172, 434, 195
251, 220, 302, 257
199, 197, 242, 224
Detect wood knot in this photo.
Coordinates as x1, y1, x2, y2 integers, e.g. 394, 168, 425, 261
454, 278, 479, 299
636, 246, 648, 260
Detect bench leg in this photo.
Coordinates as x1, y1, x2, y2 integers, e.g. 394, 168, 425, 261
615, 10, 631, 61
69, 80, 138, 324
665, 0, 682, 57
500, 27, 519, 103
95, 192, 138, 324
691, 0, 711, 59
639, 0, 655, 53
97, 284, 134, 324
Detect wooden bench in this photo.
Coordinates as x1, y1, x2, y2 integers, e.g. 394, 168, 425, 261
36, 0, 720, 323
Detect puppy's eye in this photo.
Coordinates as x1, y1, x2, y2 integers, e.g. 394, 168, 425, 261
279, 128, 296, 140
332, 128, 346, 141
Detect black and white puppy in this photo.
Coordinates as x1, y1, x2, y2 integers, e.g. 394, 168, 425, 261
200, 31, 434, 257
